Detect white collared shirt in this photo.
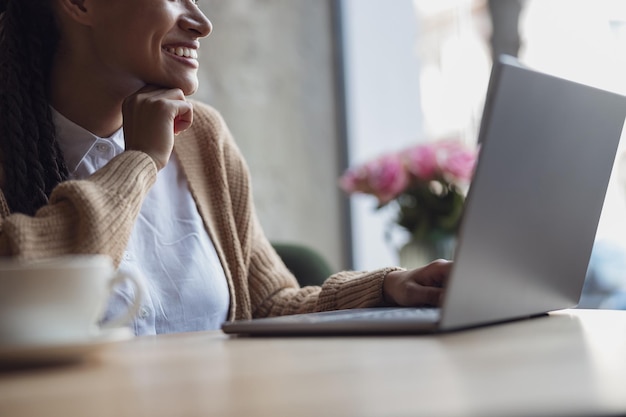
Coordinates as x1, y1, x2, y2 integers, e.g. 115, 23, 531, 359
53, 109, 230, 335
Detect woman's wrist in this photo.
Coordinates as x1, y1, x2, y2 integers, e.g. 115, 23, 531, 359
382, 269, 405, 305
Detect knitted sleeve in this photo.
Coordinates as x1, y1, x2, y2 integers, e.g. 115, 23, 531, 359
209, 105, 403, 318
248, 222, 403, 318
0, 151, 157, 266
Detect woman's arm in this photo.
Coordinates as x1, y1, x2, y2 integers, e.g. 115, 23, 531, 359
209, 104, 404, 317
187, 101, 450, 320
0, 86, 194, 265
0, 151, 157, 265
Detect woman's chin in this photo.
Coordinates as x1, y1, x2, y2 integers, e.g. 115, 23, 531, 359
165, 77, 199, 96
182, 83, 198, 96
144, 76, 198, 96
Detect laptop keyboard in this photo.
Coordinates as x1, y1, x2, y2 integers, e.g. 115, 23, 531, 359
277, 307, 441, 324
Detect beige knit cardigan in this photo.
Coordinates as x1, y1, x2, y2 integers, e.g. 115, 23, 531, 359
0, 101, 400, 321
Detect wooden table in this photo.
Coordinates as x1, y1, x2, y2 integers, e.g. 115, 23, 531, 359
1, 309, 626, 417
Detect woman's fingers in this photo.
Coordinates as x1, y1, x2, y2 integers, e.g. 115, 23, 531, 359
174, 109, 193, 135
383, 260, 453, 307
122, 86, 193, 170
419, 259, 453, 288
408, 285, 444, 307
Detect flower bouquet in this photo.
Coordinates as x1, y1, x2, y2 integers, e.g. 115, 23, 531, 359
339, 139, 478, 263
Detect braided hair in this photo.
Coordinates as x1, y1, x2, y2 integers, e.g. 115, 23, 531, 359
0, 0, 69, 216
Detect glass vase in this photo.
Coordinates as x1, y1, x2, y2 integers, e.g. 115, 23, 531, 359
398, 235, 456, 270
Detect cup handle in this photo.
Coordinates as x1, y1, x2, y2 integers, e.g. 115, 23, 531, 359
100, 271, 143, 330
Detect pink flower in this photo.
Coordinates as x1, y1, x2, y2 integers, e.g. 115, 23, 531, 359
365, 154, 410, 205
404, 144, 438, 181
437, 144, 477, 183
338, 138, 478, 239
339, 139, 477, 205
338, 168, 363, 194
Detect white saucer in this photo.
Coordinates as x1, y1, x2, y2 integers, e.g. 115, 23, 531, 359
0, 327, 134, 366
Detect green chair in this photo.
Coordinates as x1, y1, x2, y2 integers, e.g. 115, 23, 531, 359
271, 242, 333, 287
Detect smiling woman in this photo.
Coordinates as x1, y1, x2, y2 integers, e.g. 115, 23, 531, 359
0, 0, 453, 336
52, 0, 211, 119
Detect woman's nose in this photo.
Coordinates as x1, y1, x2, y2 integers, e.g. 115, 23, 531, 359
181, 7, 212, 38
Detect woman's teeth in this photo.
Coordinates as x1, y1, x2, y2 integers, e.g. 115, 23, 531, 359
164, 46, 198, 59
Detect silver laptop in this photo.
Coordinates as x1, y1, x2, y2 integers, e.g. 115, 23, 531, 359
222, 55, 626, 336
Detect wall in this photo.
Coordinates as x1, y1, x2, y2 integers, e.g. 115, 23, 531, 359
192, 0, 350, 271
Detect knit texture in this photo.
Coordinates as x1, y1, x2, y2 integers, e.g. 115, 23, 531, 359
0, 101, 402, 321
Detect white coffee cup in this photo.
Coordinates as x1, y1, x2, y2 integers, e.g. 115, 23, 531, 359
0, 254, 142, 346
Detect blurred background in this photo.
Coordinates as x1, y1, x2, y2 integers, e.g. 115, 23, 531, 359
194, 0, 626, 308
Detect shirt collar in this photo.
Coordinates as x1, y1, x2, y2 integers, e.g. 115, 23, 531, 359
52, 107, 125, 174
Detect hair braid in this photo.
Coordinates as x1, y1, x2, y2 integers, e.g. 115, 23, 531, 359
28, 6, 69, 197
0, 0, 68, 216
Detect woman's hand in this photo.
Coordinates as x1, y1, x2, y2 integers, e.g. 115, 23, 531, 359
122, 85, 194, 170
383, 260, 452, 307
